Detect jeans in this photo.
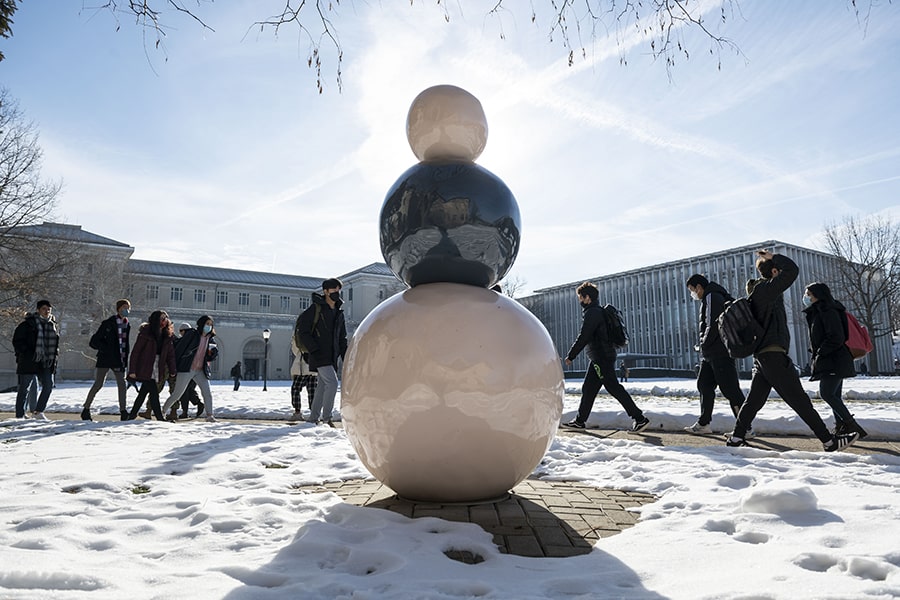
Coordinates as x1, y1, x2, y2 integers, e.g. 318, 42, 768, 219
308, 365, 338, 422
696, 357, 746, 426
734, 352, 831, 443
15, 367, 54, 417
818, 374, 854, 425
575, 358, 643, 423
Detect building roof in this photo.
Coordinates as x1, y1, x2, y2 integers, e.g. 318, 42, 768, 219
126, 259, 325, 289
532, 239, 835, 294
340, 262, 398, 279
9, 222, 132, 248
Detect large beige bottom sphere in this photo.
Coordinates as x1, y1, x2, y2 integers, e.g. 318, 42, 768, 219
341, 282, 564, 502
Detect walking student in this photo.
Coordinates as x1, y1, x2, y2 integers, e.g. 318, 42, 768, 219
82, 299, 132, 421
230, 361, 243, 391
726, 250, 858, 452
12, 299, 60, 420
803, 282, 867, 438
289, 336, 318, 421
127, 311, 176, 421
161, 315, 219, 422
684, 275, 747, 435
296, 278, 347, 426
562, 282, 650, 432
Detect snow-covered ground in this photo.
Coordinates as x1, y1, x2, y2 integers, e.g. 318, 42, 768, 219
1, 378, 898, 599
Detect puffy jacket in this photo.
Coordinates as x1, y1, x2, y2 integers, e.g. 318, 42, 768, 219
12, 313, 59, 375
747, 254, 797, 355
697, 281, 733, 359
89, 314, 130, 369
296, 293, 347, 370
566, 300, 616, 363
128, 324, 176, 383
173, 329, 218, 377
804, 299, 856, 380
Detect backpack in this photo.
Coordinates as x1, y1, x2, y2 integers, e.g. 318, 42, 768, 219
602, 304, 629, 349
845, 312, 873, 359
293, 304, 322, 354
717, 298, 765, 359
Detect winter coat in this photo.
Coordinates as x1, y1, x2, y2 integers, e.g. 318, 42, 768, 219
89, 314, 131, 369
697, 282, 733, 359
12, 313, 60, 375
746, 254, 797, 355
566, 300, 617, 363
296, 293, 347, 370
128, 324, 176, 383
173, 328, 218, 377
804, 299, 856, 381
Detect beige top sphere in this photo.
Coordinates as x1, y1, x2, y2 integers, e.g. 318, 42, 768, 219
406, 84, 488, 163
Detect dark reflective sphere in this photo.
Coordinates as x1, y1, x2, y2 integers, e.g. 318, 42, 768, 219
380, 162, 521, 288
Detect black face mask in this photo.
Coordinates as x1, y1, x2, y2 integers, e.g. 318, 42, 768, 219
329, 291, 341, 302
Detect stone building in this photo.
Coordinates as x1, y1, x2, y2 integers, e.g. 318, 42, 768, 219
519, 240, 895, 376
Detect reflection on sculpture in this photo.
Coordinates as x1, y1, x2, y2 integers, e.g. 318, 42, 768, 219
342, 84, 564, 502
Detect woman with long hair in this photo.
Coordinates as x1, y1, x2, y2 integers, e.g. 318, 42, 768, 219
161, 315, 219, 422
803, 282, 867, 438
127, 310, 176, 421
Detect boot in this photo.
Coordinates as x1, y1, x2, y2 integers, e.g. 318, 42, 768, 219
80, 407, 92, 421
845, 415, 868, 439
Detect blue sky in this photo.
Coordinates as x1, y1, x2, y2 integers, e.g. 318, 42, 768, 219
2, 1, 899, 295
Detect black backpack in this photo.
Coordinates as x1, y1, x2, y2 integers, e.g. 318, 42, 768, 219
717, 298, 764, 358
602, 304, 629, 349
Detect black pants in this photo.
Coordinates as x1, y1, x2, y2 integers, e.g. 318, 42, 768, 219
696, 356, 746, 426
576, 358, 643, 423
733, 352, 831, 442
179, 380, 202, 413
129, 380, 164, 421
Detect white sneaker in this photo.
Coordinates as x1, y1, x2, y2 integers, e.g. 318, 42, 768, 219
33, 412, 48, 420
745, 427, 757, 440
288, 411, 303, 422
205, 415, 217, 422
684, 421, 712, 434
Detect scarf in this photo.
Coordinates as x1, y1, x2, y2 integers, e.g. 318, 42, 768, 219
34, 317, 59, 367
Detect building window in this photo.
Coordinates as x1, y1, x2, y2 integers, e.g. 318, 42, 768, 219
171, 287, 183, 302
348, 288, 353, 301
280, 295, 291, 312
260, 294, 270, 309
126, 283, 135, 298
194, 289, 207, 305
81, 284, 94, 306
239, 292, 250, 307
146, 285, 159, 301
299, 296, 311, 310
216, 290, 228, 306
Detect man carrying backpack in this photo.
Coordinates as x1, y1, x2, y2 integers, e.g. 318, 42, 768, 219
725, 250, 858, 452
562, 282, 650, 432
684, 275, 746, 435
296, 278, 347, 426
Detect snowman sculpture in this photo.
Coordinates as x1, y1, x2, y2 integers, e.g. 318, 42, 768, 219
341, 85, 564, 503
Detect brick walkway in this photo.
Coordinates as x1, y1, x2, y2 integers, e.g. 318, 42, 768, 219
297, 477, 656, 560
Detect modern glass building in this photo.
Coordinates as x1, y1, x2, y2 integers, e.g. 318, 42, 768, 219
519, 240, 894, 376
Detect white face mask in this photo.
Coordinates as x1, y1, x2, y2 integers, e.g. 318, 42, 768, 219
690, 290, 700, 301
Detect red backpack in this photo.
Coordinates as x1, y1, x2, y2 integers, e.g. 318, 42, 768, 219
845, 312, 873, 359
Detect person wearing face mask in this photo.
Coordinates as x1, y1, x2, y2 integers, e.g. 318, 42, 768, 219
82, 299, 132, 421
562, 282, 650, 433
12, 299, 60, 420
297, 278, 348, 426
683, 275, 747, 435
126, 311, 177, 421
161, 315, 219, 422
725, 250, 858, 452
802, 282, 866, 438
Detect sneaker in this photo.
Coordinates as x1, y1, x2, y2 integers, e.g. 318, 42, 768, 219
33, 412, 48, 421
561, 419, 586, 429
23, 412, 32, 419
745, 427, 757, 440
725, 436, 748, 447
205, 415, 217, 423
326, 420, 336, 428
824, 432, 859, 452
288, 411, 304, 422
81, 407, 92, 421
196, 402, 205, 418
684, 421, 712, 434
631, 416, 651, 433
